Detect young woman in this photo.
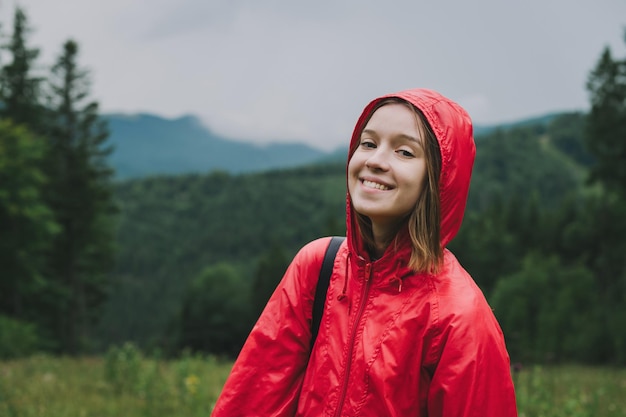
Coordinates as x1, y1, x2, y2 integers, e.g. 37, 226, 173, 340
211, 88, 518, 416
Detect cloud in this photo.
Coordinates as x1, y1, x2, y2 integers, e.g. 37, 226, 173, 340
4, 0, 626, 150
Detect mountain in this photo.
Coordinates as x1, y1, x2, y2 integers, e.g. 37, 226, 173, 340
104, 113, 329, 179
473, 112, 563, 137
103, 111, 573, 179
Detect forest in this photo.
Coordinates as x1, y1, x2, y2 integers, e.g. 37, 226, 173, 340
1, 6, 626, 370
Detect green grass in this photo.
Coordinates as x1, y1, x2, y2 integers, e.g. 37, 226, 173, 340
1, 349, 625, 417
0, 347, 232, 417
513, 365, 626, 417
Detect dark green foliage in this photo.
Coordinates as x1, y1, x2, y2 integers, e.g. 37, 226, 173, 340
104, 342, 143, 395
0, 121, 58, 324
38, 39, 116, 354
549, 112, 593, 167
586, 43, 626, 196
0, 9, 59, 352
580, 32, 626, 364
98, 164, 346, 350
0, 315, 43, 359
450, 194, 522, 296
491, 254, 604, 363
179, 264, 254, 356
0, 7, 118, 355
0, 7, 45, 130
252, 244, 290, 318
564, 195, 626, 364
467, 123, 582, 212
451, 116, 587, 296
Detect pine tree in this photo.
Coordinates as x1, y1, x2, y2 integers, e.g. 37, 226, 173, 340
44, 39, 116, 353
252, 244, 289, 317
585, 36, 626, 196
179, 263, 253, 356
0, 120, 57, 322
584, 30, 626, 364
0, 7, 44, 130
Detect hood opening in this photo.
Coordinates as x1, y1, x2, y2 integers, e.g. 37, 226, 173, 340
345, 88, 475, 272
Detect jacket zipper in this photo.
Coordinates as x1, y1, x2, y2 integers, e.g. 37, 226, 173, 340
334, 262, 373, 417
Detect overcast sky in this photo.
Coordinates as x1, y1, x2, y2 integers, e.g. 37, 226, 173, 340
3, 0, 626, 150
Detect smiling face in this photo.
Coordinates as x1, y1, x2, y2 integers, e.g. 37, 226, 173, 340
348, 102, 428, 235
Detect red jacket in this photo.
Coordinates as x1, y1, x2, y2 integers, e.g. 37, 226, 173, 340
212, 89, 518, 416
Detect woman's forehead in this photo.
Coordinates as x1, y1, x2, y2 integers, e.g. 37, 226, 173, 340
362, 103, 423, 141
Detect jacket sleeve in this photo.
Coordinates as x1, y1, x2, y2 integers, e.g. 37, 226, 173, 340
211, 238, 330, 417
426, 296, 518, 417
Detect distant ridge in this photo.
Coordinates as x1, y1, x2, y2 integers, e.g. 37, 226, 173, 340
104, 110, 577, 179
104, 113, 328, 179
473, 112, 565, 137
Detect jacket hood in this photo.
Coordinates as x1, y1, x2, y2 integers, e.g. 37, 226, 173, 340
346, 88, 475, 262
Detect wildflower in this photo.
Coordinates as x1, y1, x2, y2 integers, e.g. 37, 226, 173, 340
185, 374, 199, 395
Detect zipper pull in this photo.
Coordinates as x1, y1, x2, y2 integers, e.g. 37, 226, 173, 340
388, 276, 402, 293
364, 263, 373, 281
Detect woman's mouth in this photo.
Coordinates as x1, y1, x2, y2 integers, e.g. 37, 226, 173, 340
362, 179, 391, 191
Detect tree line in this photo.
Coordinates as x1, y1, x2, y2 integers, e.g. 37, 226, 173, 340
101, 106, 624, 365
1, 6, 625, 366
0, 7, 115, 356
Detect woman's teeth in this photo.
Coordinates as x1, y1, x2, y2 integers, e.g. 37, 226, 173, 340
363, 180, 390, 190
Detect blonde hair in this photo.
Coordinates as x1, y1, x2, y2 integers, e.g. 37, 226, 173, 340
350, 98, 443, 273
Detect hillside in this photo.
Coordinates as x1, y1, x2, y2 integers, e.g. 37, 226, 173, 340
98, 163, 347, 347
95, 111, 591, 349
103, 111, 570, 179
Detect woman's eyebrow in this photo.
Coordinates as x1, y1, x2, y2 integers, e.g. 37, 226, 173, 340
395, 133, 421, 144
361, 129, 421, 145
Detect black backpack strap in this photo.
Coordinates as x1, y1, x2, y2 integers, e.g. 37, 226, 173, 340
311, 236, 345, 349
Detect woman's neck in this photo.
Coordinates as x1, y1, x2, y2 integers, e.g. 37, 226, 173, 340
370, 220, 403, 259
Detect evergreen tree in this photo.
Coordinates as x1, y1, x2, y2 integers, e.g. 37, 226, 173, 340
583, 29, 626, 364
179, 263, 253, 356
0, 7, 44, 130
586, 35, 626, 196
44, 39, 116, 353
252, 244, 289, 317
548, 112, 592, 167
491, 253, 604, 364
0, 120, 57, 323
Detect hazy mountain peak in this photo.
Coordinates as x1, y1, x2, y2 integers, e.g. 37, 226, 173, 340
104, 110, 573, 179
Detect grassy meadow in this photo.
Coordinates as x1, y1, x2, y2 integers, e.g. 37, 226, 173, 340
1, 345, 625, 417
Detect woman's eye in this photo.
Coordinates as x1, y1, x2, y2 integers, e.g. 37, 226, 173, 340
398, 149, 415, 158
360, 140, 376, 148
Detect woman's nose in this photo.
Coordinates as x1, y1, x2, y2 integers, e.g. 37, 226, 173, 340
365, 148, 390, 171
